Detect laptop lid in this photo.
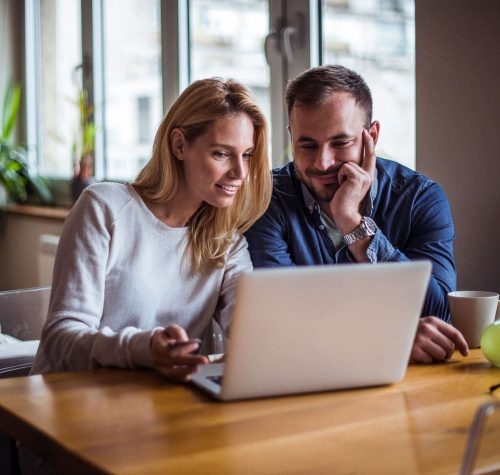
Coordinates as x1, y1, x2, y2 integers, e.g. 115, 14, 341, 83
192, 260, 431, 401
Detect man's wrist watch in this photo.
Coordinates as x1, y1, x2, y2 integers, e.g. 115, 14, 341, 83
342, 217, 377, 246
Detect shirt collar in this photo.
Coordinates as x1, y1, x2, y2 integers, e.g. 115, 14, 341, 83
299, 165, 379, 217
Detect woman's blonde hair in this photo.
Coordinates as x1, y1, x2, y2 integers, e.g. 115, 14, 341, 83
134, 78, 271, 273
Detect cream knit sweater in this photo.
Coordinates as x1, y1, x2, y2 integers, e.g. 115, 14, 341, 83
32, 183, 252, 374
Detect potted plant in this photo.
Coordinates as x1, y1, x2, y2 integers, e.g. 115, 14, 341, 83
0, 82, 52, 207
70, 88, 95, 203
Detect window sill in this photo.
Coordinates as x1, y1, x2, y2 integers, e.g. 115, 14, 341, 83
5, 204, 70, 221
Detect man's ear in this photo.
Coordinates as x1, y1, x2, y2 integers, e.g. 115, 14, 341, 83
170, 128, 186, 160
287, 125, 296, 161
369, 121, 380, 146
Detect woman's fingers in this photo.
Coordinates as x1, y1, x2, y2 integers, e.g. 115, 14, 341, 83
150, 327, 208, 381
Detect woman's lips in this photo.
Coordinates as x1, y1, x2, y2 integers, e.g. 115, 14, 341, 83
216, 184, 239, 195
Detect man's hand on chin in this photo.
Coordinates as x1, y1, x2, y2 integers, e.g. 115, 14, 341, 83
410, 316, 469, 364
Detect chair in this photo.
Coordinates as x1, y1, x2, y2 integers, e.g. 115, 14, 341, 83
0, 287, 50, 474
0, 287, 51, 379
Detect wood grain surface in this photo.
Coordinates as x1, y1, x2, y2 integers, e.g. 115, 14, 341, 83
0, 350, 499, 474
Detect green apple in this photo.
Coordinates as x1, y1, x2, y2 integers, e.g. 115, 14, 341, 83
481, 321, 500, 367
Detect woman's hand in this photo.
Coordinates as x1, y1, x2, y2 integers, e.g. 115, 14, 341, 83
150, 324, 208, 381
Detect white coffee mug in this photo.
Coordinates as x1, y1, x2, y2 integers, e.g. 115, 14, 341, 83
448, 291, 499, 348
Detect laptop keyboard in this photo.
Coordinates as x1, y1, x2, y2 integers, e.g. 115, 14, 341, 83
207, 375, 224, 386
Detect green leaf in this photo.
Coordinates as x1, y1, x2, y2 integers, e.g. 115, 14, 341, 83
1, 83, 21, 141
83, 122, 95, 155
0, 82, 53, 204
1, 84, 10, 138
7, 161, 22, 172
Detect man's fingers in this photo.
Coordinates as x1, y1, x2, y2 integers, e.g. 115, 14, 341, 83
410, 346, 433, 364
438, 322, 470, 356
423, 339, 448, 361
423, 327, 456, 359
361, 128, 376, 177
337, 161, 371, 188
413, 317, 470, 363
413, 325, 449, 361
412, 317, 450, 362
424, 316, 469, 357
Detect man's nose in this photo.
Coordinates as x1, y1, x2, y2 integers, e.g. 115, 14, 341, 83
313, 146, 335, 171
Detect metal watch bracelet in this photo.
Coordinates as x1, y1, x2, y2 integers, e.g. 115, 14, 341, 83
342, 217, 377, 246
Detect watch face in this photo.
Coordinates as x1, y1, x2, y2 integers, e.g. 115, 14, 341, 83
363, 217, 377, 234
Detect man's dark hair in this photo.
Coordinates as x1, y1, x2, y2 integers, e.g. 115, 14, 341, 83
286, 65, 373, 127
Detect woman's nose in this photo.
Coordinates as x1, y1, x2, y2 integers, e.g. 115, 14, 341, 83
228, 157, 246, 179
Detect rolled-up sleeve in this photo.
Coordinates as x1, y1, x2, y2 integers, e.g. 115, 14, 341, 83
338, 181, 455, 319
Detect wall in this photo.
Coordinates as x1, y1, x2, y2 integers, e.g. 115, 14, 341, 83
0, 214, 64, 291
416, 0, 500, 293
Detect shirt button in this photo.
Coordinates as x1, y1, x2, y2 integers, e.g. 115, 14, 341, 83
319, 225, 325, 230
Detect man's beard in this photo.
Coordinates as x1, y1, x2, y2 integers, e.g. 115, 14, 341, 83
295, 165, 340, 203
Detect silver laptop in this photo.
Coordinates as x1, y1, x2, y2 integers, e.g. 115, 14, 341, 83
191, 260, 432, 401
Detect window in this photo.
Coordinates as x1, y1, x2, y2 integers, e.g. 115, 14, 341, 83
189, 0, 271, 136
137, 97, 152, 145
322, 0, 415, 168
37, 0, 82, 178
102, 0, 162, 180
24, 0, 415, 197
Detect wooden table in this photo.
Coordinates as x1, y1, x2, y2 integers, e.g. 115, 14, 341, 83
0, 350, 499, 474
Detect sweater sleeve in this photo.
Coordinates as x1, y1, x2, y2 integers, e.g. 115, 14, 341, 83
213, 233, 253, 335
32, 189, 155, 374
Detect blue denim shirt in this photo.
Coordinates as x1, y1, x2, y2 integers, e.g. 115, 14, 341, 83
245, 159, 456, 320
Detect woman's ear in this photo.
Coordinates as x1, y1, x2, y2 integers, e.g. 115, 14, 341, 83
170, 128, 186, 160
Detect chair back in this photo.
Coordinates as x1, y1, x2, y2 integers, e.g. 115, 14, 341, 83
0, 287, 51, 378
0, 287, 51, 341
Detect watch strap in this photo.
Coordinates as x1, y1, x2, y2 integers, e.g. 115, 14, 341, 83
342, 217, 377, 246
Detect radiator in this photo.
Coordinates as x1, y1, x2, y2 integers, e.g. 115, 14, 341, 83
38, 234, 60, 287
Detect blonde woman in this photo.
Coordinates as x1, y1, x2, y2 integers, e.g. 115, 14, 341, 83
31, 78, 271, 381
